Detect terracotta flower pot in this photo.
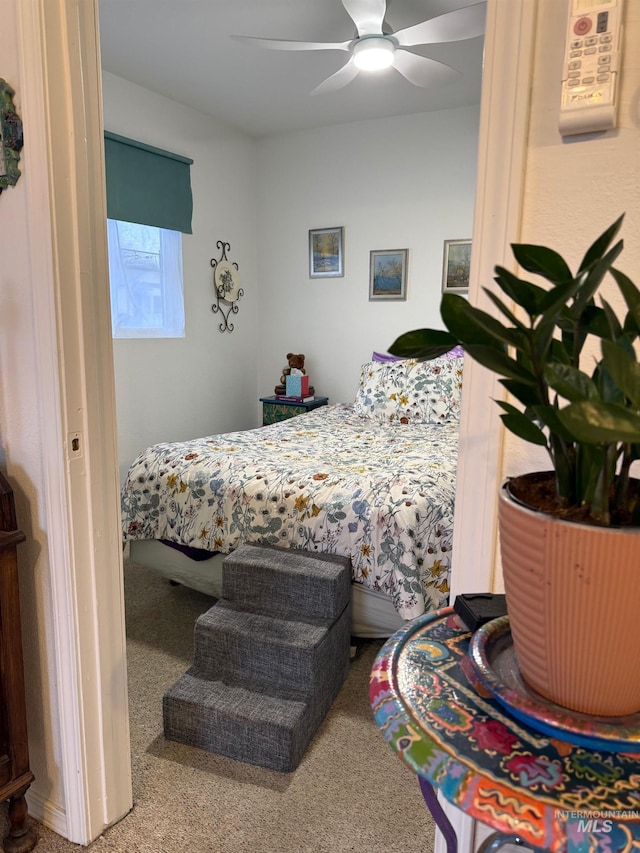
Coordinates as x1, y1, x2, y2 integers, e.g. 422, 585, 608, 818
499, 475, 640, 717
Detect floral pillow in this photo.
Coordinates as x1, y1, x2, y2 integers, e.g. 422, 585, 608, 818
354, 356, 463, 424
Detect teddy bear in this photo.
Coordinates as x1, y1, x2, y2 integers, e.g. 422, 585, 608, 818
274, 352, 314, 396
280, 352, 306, 384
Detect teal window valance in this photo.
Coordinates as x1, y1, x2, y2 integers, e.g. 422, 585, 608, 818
104, 131, 193, 234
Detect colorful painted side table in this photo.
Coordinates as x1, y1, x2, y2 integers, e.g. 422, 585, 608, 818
369, 608, 640, 853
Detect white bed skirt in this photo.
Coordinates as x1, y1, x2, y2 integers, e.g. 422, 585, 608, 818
129, 539, 407, 639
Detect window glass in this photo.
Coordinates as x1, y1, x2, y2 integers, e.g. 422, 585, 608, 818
107, 219, 185, 338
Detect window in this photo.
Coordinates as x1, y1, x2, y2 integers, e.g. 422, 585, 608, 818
103, 133, 192, 338
107, 219, 185, 338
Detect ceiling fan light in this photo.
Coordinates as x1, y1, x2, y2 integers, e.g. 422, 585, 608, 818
353, 37, 395, 71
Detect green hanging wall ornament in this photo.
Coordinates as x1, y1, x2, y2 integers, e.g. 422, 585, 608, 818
0, 79, 23, 195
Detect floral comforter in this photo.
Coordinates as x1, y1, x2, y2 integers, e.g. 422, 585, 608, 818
121, 404, 459, 620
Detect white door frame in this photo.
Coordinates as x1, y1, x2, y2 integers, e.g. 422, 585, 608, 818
18, 0, 131, 842
450, 0, 538, 599
22, 0, 536, 845
435, 1, 537, 852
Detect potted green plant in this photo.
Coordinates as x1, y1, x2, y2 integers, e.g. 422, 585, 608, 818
389, 215, 640, 716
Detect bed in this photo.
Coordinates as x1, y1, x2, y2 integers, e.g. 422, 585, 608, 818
121, 355, 463, 636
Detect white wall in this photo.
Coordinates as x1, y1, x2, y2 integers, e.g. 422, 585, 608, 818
102, 73, 260, 481
103, 81, 480, 471
256, 107, 480, 404
498, 0, 640, 495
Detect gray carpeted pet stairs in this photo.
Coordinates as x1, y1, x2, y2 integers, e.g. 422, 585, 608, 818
163, 543, 352, 772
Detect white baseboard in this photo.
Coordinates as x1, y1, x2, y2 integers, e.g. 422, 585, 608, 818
26, 788, 69, 841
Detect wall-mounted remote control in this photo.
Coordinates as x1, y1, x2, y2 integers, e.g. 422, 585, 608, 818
559, 0, 624, 136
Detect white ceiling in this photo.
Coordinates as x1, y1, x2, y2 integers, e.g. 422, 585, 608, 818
98, 0, 485, 138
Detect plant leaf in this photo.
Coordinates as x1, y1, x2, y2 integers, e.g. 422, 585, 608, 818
578, 214, 624, 273
441, 294, 522, 350
493, 266, 548, 318
537, 279, 581, 315
531, 404, 575, 441
598, 299, 623, 340
572, 240, 624, 317
482, 288, 527, 330
623, 310, 640, 340
499, 379, 543, 407
531, 318, 557, 367
463, 344, 535, 383
511, 243, 573, 284
611, 266, 640, 332
537, 280, 585, 358
558, 401, 640, 443
388, 328, 457, 360
496, 403, 548, 446
544, 337, 571, 367
592, 361, 625, 405
601, 339, 640, 408
544, 363, 599, 402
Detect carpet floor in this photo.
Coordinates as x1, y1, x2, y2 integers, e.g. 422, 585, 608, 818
1, 558, 435, 852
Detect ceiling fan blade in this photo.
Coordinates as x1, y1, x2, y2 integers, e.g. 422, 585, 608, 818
231, 35, 351, 52
341, 0, 387, 37
311, 58, 360, 95
393, 2, 486, 47
392, 50, 460, 88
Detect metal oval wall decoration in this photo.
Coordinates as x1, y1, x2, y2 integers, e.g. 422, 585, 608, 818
0, 78, 23, 194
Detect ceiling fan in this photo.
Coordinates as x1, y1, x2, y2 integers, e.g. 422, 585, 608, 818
232, 0, 486, 95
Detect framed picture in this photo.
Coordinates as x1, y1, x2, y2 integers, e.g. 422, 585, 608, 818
369, 249, 408, 301
309, 227, 344, 278
442, 239, 472, 293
